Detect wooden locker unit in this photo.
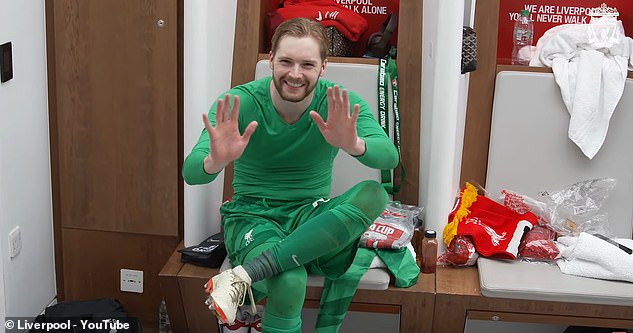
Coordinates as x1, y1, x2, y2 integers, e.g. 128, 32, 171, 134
227, 0, 422, 206
459, 0, 633, 186
45, 0, 183, 329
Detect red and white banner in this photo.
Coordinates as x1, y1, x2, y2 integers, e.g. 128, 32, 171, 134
497, 0, 633, 63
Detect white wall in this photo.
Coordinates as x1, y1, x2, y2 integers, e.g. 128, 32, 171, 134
0, 148, 5, 328
420, 0, 469, 253
420, 0, 438, 237
183, 0, 238, 246
0, 0, 56, 319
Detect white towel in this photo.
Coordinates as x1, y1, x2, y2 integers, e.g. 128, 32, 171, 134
556, 232, 633, 283
530, 22, 632, 159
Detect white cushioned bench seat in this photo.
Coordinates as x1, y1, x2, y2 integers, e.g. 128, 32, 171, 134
478, 257, 633, 306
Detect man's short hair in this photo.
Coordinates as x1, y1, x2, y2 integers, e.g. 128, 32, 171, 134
270, 18, 330, 60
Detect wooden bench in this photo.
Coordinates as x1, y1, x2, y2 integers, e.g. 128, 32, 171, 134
161, 245, 633, 332
433, 265, 633, 332
159, 242, 435, 333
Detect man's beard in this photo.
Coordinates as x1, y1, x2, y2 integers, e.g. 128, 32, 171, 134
272, 72, 319, 103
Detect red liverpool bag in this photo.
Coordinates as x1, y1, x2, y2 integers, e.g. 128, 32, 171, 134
443, 183, 537, 260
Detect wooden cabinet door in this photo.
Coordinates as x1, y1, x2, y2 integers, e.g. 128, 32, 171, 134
49, 0, 179, 236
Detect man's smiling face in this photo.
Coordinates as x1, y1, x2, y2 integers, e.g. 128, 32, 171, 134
270, 36, 326, 103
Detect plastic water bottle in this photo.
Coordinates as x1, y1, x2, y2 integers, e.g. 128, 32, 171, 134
159, 297, 172, 333
511, 10, 534, 65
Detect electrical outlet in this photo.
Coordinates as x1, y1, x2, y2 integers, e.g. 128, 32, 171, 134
8, 226, 21, 259
120, 269, 143, 293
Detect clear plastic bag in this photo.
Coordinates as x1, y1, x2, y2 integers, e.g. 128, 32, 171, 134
541, 178, 616, 237
499, 189, 549, 224
359, 201, 424, 249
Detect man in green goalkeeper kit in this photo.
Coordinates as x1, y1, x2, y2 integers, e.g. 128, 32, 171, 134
182, 17, 398, 333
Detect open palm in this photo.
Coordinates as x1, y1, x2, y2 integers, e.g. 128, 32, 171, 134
309, 86, 363, 155
203, 94, 257, 174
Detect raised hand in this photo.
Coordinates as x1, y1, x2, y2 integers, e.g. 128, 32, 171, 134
309, 86, 365, 156
203, 94, 257, 174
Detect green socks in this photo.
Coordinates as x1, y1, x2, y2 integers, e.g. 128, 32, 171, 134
242, 250, 280, 282
243, 205, 372, 282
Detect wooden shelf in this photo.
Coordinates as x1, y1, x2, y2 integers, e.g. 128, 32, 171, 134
496, 64, 633, 79
496, 64, 553, 74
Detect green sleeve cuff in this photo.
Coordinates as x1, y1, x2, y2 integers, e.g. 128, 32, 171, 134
182, 150, 220, 185
354, 137, 399, 170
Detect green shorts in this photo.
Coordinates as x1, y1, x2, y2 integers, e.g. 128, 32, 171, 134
220, 195, 359, 279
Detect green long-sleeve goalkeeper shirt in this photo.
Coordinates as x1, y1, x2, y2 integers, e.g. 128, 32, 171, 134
182, 77, 398, 201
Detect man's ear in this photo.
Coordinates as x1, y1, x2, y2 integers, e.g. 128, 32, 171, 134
269, 51, 274, 69
320, 59, 327, 77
